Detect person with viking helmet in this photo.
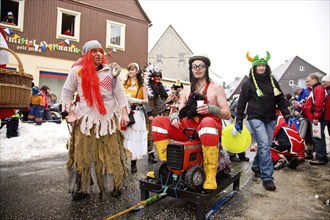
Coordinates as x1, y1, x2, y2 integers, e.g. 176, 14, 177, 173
151, 54, 231, 191
144, 63, 169, 164
61, 40, 130, 201
234, 51, 290, 191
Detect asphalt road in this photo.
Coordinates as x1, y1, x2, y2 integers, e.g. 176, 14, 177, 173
0, 153, 253, 220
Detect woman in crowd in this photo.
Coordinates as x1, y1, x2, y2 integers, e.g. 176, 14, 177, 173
122, 63, 148, 173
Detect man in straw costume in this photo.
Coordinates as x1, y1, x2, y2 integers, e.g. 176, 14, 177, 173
61, 40, 130, 200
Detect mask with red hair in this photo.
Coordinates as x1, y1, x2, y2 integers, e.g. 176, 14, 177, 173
80, 40, 108, 115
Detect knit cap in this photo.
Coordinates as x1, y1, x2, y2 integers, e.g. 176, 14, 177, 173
82, 40, 102, 54
246, 51, 270, 67
322, 74, 330, 82
32, 86, 40, 95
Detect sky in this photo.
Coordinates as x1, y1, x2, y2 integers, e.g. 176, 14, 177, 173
0, 122, 69, 165
139, 0, 329, 84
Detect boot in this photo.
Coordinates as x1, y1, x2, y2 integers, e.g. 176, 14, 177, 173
146, 139, 169, 179
202, 146, 219, 190
148, 152, 158, 163
131, 160, 137, 173
155, 139, 169, 161
238, 152, 249, 161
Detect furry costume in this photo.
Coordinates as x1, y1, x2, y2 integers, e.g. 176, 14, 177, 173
62, 40, 130, 199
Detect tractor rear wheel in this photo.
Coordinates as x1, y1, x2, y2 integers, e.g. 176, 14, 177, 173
185, 166, 205, 191
154, 161, 172, 184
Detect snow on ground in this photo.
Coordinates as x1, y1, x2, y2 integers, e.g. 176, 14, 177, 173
0, 121, 70, 165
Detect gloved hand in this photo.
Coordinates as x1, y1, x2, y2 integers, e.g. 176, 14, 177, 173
234, 122, 243, 133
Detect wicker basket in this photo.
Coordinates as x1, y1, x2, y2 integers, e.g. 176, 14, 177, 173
0, 47, 33, 108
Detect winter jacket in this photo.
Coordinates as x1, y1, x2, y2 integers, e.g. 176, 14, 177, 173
31, 95, 45, 106
41, 90, 50, 110
236, 72, 290, 122
302, 82, 326, 121
324, 85, 330, 121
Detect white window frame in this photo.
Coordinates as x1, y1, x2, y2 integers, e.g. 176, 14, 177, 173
299, 66, 304, 71
0, 0, 25, 32
56, 7, 81, 42
106, 20, 126, 51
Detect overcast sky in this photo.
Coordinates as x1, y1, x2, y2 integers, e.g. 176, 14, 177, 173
139, 0, 329, 84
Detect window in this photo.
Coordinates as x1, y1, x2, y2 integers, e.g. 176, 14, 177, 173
156, 54, 163, 64
289, 80, 294, 86
178, 53, 185, 67
39, 71, 68, 100
299, 66, 304, 71
0, 0, 25, 31
56, 7, 81, 42
106, 20, 125, 50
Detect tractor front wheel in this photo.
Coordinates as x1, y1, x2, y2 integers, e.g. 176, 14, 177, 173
185, 166, 205, 191
154, 161, 172, 184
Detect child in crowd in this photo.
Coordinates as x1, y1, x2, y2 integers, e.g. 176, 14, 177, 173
272, 114, 305, 170
28, 86, 45, 125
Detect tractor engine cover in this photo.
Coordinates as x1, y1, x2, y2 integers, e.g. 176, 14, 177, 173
167, 140, 203, 175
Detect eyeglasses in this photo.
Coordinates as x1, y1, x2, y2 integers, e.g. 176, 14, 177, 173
192, 64, 206, 70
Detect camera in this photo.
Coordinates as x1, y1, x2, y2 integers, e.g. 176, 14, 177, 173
172, 91, 179, 96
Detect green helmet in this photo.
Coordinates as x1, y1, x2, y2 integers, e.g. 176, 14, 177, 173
246, 51, 270, 67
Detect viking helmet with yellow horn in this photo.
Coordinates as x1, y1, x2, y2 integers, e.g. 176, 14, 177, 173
246, 51, 271, 67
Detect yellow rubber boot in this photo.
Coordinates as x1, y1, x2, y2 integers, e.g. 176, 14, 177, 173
202, 146, 219, 190
146, 139, 169, 179
155, 139, 169, 161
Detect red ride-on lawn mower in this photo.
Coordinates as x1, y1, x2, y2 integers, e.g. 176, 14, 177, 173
153, 128, 231, 191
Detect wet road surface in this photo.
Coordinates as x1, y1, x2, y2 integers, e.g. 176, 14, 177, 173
0, 153, 254, 220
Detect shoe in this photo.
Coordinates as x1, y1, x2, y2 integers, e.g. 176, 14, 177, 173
288, 158, 300, 169
305, 153, 313, 160
274, 158, 288, 170
131, 160, 137, 173
251, 167, 261, 178
263, 180, 276, 191
72, 192, 89, 201
310, 159, 326, 165
239, 155, 249, 161
230, 156, 241, 162
148, 152, 158, 164
111, 189, 122, 198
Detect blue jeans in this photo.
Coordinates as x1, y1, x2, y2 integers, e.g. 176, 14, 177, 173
310, 121, 328, 161
248, 119, 276, 181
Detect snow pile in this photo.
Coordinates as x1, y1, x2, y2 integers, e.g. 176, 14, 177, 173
0, 121, 70, 165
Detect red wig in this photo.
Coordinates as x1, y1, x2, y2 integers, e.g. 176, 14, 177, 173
80, 50, 108, 115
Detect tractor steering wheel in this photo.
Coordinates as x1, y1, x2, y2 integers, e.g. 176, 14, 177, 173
183, 128, 199, 141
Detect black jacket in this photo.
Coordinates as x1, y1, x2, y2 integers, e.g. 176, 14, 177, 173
236, 72, 290, 122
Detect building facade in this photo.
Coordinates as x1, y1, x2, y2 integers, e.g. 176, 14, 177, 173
1, 0, 151, 99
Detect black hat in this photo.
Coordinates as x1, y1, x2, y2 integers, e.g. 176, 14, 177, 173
189, 53, 211, 67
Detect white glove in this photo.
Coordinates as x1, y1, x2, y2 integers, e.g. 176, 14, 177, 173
127, 97, 142, 104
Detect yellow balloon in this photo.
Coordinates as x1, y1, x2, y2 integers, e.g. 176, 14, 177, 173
222, 123, 252, 153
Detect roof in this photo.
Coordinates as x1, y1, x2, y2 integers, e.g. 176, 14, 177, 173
148, 25, 194, 81
272, 57, 295, 80
225, 75, 248, 99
